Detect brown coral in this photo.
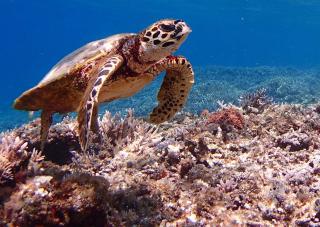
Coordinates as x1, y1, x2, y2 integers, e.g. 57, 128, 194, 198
207, 107, 245, 129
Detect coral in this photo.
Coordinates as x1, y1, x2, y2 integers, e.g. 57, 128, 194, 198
277, 131, 312, 152
13, 117, 78, 165
71, 109, 159, 177
261, 76, 320, 104
4, 173, 112, 226
0, 135, 29, 185
207, 107, 245, 130
98, 109, 157, 153
239, 88, 273, 113
1, 103, 320, 225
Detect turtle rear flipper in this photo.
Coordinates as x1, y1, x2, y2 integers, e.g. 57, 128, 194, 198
149, 56, 194, 124
40, 110, 53, 151
78, 55, 124, 151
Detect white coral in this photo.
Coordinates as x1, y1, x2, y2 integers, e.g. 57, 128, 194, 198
0, 134, 29, 183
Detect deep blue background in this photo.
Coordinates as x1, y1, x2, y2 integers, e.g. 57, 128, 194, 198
1, 0, 320, 116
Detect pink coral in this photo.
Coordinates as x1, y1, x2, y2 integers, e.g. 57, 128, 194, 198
0, 135, 28, 184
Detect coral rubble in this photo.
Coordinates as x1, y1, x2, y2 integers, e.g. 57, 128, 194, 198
1, 102, 320, 226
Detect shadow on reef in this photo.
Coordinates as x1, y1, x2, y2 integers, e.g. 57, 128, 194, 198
1, 90, 320, 225
3, 169, 167, 226
13, 118, 79, 165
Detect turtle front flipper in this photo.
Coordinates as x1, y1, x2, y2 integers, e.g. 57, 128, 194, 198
78, 55, 124, 151
148, 56, 194, 124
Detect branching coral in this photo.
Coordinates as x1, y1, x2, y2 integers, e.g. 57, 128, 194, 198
239, 88, 273, 114
0, 160, 13, 184
98, 109, 158, 153
0, 135, 29, 184
71, 110, 159, 177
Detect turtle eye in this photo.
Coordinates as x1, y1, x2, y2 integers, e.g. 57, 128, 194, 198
174, 19, 183, 24
171, 25, 183, 38
159, 24, 175, 32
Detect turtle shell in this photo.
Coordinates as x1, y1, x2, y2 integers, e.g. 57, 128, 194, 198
39, 33, 135, 87
14, 33, 135, 111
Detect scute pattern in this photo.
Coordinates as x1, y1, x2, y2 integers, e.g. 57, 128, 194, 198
148, 56, 194, 124
39, 34, 134, 87
141, 19, 189, 49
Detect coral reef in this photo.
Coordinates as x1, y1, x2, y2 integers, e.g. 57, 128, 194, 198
1, 99, 320, 225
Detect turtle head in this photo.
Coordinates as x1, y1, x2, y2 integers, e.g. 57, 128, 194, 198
138, 19, 191, 62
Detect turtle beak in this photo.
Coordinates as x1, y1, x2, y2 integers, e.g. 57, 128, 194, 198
183, 22, 192, 34
181, 24, 192, 35
172, 21, 192, 39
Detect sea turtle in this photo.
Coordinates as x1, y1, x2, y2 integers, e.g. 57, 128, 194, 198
14, 19, 194, 151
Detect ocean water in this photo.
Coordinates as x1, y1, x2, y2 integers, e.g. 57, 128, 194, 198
1, 0, 320, 131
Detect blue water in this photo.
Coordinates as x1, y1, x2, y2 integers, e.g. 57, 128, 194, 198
1, 0, 320, 130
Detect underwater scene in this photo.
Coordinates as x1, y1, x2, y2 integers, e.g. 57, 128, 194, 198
1, 0, 320, 226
